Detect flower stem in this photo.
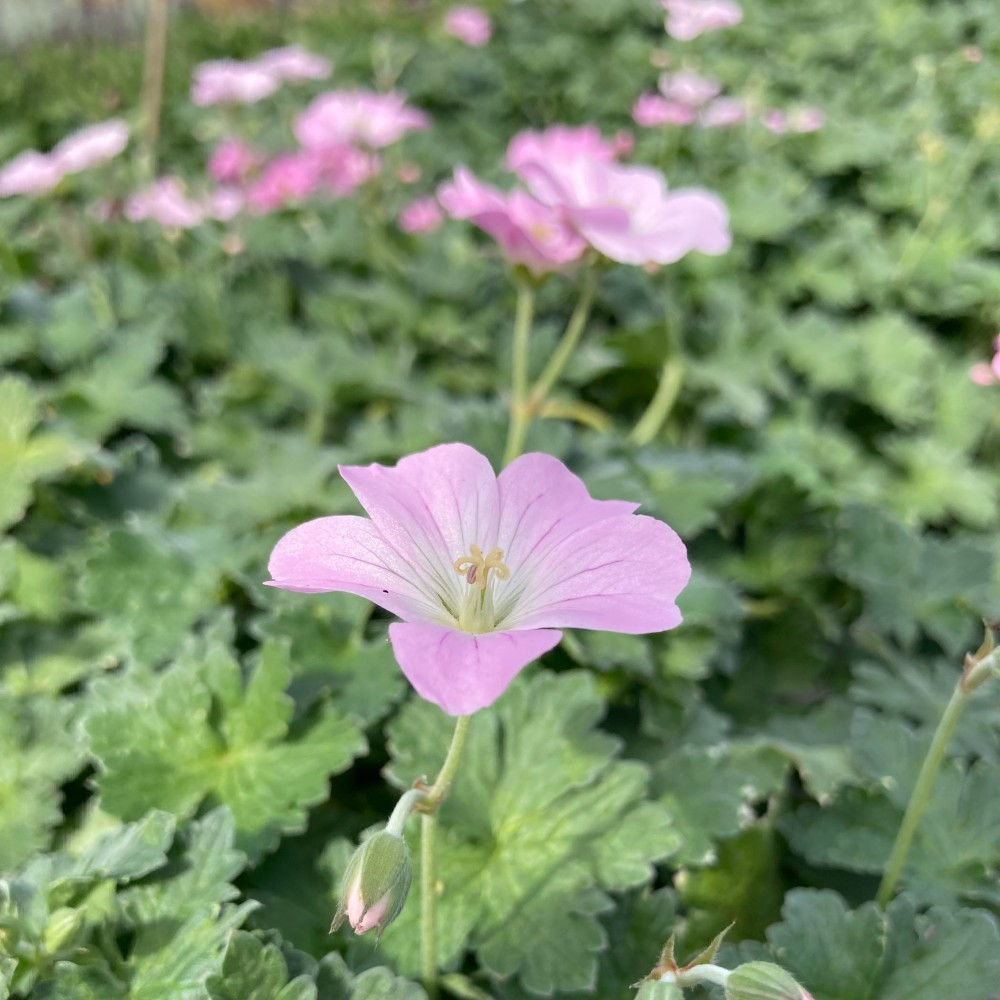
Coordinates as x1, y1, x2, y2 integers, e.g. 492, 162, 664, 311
630, 355, 684, 446
528, 268, 599, 410
139, 0, 170, 180
659, 964, 732, 989
502, 280, 536, 467
876, 646, 997, 907
419, 714, 471, 997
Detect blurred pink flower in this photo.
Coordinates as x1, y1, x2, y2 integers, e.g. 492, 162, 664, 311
205, 186, 245, 221
700, 96, 748, 127
295, 90, 429, 150
663, 0, 743, 40
791, 107, 825, 132
246, 153, 320, 213
256, 45, 332, 82
191, 59, 280, 106
399, 196, 443, 233
438, 165, 587, 274
52, 119, 128, 174
612, 130, 635, 157
307, 144, 380, 196
970, 335, 1000, 385
444, 5, 492, 47
0, 150, 63, 197
126, 177, 206, 228
266, 443, 690, 715
519, 158, 731, 266
658, 70, 721, 107
397, 162, 422, 184
506, 124, 618, 177
632, 93, 696, 127
761, 109, 789, 134
208, 138, 263, 184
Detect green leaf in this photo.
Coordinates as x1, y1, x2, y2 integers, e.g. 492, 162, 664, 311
77, 528, 222, 665
86, 632, 366, 858
314, 953, 427, 1000
71, 809, 176, 882
0, 375, 81, 531
378, 671, 679, 994
207, 932, 317, 1000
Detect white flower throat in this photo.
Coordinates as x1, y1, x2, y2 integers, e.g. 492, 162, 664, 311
453, 545, 510, 633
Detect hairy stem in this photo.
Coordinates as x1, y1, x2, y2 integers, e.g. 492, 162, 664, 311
876, 647, 997, 907
528, 269, 599, 409
139, 0, 170, 179
419, 714, 471, 996
502, 280, 536, 466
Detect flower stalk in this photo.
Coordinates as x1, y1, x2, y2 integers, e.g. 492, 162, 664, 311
502, 279, 536, 466
876, 636, 998, 907
139, 0, 170, 179
630, 302, 684, 446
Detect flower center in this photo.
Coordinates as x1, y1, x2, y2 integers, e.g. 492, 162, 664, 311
452, 545, 510, 633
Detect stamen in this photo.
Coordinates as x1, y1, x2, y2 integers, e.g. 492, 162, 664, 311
454, 545, 510, 591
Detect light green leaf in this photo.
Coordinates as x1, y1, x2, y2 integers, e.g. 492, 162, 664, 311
207, 932, 317, 1000
314, 953, 427, 1000
86, 633, 366, 858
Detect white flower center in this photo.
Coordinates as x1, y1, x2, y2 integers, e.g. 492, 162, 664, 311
452, 545, 510, 633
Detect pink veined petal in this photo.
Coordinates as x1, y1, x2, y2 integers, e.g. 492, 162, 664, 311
501, 513, 690, 634
265, 514, 448, 624
339, 443, 501, 617
388, 623, 562, 715
492, 452, 637, 623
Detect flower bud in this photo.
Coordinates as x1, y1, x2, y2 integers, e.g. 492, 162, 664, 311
725, 962, 811, 1000
331, 829, 412, 937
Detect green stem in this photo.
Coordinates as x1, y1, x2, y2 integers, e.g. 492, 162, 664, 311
876, 649, 997, 907
661, 964, 732, 989
419, 715, 471, 997
629, 355, 684, 446
139, 0, 170, 179
502, 280, 536, 467
528, 269, 599, 408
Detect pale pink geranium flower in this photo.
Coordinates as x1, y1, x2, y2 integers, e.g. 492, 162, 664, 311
52, 119, 128, 174
256, 45, 332, 82
246, 153, 321, 213
399, 196, 443, 234
208, 138, 263, 184
970, 335, 1000, 385
632, 93, 696, 128
518, 157, 731, 266
506, 124, 618, 177
126, 177, 206, 229
700, 96, 748, 127
761, 109, 789, 134
295, 90, 430, 150
659, 71, 721, 107
0, 151, 63, 197
444, 5, 492, 47
191, 60, 280, 106
791, 107, 825, 132
438, 166, 587, 274
663, 0, 743, 40
267, 444, 690, 715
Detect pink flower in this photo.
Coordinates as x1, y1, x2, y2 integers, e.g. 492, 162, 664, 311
632, 93, 696, 128
506, 124, 617, 177
295, 90, 430, 150
700, 97, 748, 127
397, 162, 422, 184
246, 153, 321, 213
658, 70, 721, 107
208, 138, 263, 184
0, 151, 63, 197
970, 335, 1000, 385
399, 196, 443, 234
444, 5, 492, 47
126, 177, 206, 228
205, 186, 245, 221
266, 444, 690, 715
307, 144, 380, 196
191, 60, 280, 106
663, 0, 743, 40
519, 157, 731, 266
438, 166, 587, 274
256, 45, 332, 82
52, 119, 128, 174
791, 107, 825, 132
762, 109, 789, 134
612, 130, 635, 157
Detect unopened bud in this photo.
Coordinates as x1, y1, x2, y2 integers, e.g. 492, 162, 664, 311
331, 830, 412, 937
725, 962, 810, 1000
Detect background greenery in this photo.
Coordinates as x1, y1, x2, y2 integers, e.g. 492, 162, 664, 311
2, 0, 1000, 997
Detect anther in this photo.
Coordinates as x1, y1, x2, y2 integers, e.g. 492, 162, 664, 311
454, 545, 510, 590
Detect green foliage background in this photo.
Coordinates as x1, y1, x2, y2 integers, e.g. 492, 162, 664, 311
2, 0, 1000, 997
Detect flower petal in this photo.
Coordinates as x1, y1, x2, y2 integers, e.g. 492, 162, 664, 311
501, 513, 690, 634
266, 514, 448, 624
493, 452, 638, 624
339, 443, 500, 617
388, 622, 562, 715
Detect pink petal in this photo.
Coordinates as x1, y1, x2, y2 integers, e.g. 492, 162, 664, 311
266, 514, 448, 624
501, 513, 690, 633
339, 443, 501, 617
388, 623, 562, 715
